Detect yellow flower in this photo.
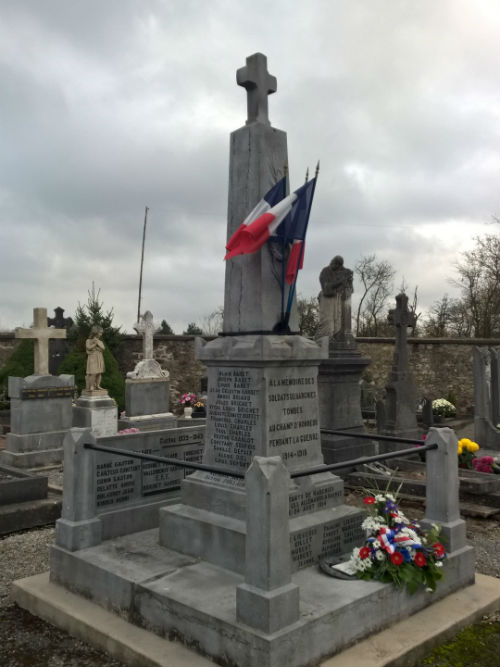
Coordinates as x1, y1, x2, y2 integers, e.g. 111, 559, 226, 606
457, 444, 463, 455
466, 441, 479, 452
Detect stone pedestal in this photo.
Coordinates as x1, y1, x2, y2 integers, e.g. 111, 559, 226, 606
72, 390, 117, 437
122, 378, 175, 431
318, 337, 374, 466
1, 374, 74, 467
159, 335, 365, 574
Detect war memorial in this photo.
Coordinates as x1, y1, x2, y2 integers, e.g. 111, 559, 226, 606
8, 54, 496, 667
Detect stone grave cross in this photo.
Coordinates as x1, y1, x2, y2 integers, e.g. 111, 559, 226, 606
237, 52, 277, 126
388, 293, 416, 371
134, 311, 158, 361
15, 307, 67, 375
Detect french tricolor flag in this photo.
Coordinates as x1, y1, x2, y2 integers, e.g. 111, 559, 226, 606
224, 177, 291, 260
279, 177, 317, 285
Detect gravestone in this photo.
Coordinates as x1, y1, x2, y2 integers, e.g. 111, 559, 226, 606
0, 308, 74, 467
160, 53, 364, 574
377, 293, 421, 449
121, 311, 175, 431
48, 307, 73, 375
317, 256, 374, 464
473, 346, 500, 450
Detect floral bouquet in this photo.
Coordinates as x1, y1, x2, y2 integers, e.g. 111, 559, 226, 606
432, 398, 456, 418
457, 437, 479, 468
348, 493, 446, 595
179, 392, 197, 407
472, 455, 500, 474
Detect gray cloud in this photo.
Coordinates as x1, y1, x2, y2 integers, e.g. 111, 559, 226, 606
0, 0, 498, 334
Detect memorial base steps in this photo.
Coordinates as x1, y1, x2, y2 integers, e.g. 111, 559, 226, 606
46, 528, 476, 667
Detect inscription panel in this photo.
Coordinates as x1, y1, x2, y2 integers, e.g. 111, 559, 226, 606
95, 426, 204, 510
265, 367, 323, 469
207, 367, 261, 471
21, 387, 74, 400
290, 512, 365, 570
289, 484, 343, 517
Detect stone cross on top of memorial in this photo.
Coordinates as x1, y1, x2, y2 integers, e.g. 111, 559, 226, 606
15, 307, 67, 376
237, 52, 277, 126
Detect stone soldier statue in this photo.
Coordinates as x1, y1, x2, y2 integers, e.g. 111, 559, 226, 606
318, 255, 353, 338
85, 325, 105, 391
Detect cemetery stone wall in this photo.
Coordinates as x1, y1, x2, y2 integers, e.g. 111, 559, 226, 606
0, 334, 19, 368
1, 333, 497, 416
357, 337, 497, 416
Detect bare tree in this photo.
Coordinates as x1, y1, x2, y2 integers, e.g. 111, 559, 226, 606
422, 234, 500, 338
452, 234, 499, 338
201, 307, 224, 336
297, 295, 320, 338
354, 255, 395, 336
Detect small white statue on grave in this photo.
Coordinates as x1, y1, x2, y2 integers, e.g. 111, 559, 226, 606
85, 326, 105, 391
318, 255, 353, 338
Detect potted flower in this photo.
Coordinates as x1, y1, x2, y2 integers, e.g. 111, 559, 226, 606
179, 392, 197, 419
457, 437, 479, 469
432, 398, 456, 423
347, 492, 446, 594
472, 455, 500, 474
192, 398, 206, 418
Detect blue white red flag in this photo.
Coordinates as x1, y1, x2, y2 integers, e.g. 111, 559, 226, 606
278, 177, 316, 285
224, 177, 287, 260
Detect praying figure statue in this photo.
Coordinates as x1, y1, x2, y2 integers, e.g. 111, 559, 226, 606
318, 255, 353, 338
85, 325, 105, 391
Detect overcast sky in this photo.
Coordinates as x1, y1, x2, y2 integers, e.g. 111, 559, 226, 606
1, 0, 498, 334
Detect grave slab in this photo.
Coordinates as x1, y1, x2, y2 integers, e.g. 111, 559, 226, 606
0, 462, 60, 534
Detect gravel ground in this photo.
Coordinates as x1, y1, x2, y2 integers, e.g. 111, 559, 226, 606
0, 500, 498, 667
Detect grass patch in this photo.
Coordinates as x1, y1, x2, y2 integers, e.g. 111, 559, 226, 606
420, 618, 500, 667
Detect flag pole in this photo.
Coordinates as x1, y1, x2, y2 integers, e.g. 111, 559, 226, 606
280, 164, 289, 324
137, 205, 149, 323
283, 161, 320, 328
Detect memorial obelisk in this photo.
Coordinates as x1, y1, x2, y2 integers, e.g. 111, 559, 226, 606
159, 53, 364, 573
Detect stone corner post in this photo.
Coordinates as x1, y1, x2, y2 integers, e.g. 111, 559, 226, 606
421, 427, 466, 553
236, 456, 300, 633
55, 427, 102, 551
